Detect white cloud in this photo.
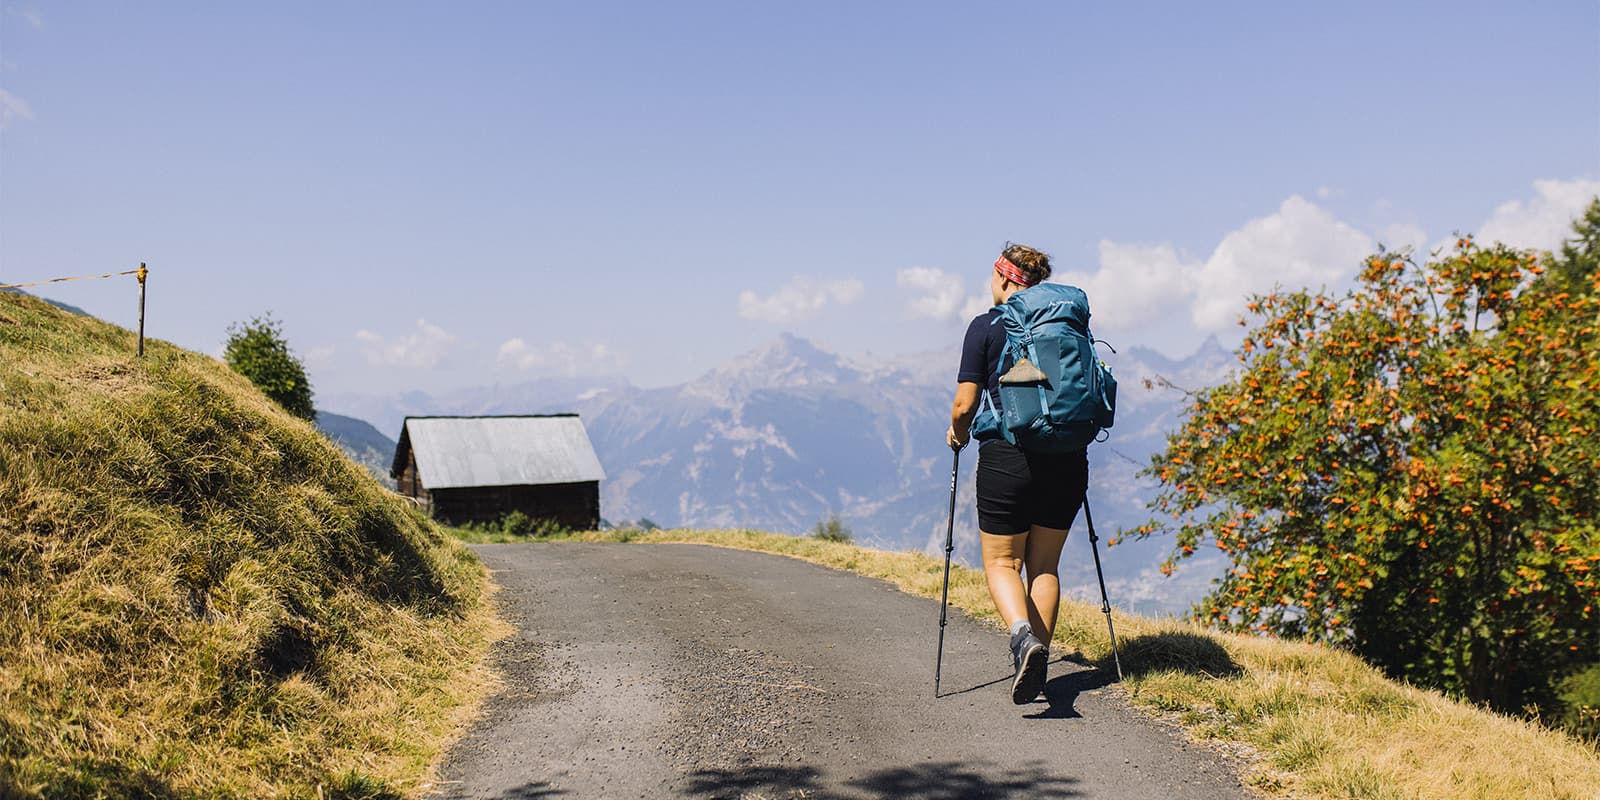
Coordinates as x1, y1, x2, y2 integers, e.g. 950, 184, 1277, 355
896, 267, 977, 322
1378, 223, 1428, 256
497, 338, 539, 370
1475, 178, 1600, 252
1054, 241, 1198, 330
497, 337, 623, 376
354, 319, 456, 368
737, 276, 864, 323
965, 180, 1597, 359
1190, 195, 1373, 330
303, 345, 336, 368
0, 89, 34, 129
1053, 195, 1372, 339
961, 294, 994, 319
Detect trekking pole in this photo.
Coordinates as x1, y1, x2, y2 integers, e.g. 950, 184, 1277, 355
1083, 496, 1125, 683
934, 443, 960, 697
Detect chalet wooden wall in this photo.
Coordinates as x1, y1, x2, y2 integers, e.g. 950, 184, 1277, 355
397, 448, 423, 499
428, 481, 599, 530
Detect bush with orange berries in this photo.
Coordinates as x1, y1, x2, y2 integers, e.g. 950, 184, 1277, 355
1138, 200, 1600, 725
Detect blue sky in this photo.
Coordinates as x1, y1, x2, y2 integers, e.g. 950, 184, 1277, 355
2, 2, 1597, 398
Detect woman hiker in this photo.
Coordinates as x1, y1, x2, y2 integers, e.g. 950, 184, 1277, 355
946, 243, 1089, 705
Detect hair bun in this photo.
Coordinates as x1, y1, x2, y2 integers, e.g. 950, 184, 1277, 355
1001, 243, 1052, 285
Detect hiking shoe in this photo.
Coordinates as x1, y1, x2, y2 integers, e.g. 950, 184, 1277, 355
1009, 627, 1048, 704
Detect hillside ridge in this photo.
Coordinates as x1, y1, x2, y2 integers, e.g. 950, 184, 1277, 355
0, 292, 497, 799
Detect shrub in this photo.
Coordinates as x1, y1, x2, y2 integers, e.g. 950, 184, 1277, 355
1136, 199, 1600, 718
223, 314, 315, 420
1557, 664, 1600, 743
813, 514, 853, 543
457, 511, 569, 540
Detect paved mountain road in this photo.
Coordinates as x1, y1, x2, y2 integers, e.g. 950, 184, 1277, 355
429, 543, 1250, 800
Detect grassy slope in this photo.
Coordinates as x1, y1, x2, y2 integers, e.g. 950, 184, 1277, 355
0, 293, 501, 799
549, 527, 1600, 800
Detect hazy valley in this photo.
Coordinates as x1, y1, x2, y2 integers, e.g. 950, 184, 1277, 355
322, 332, 1237, 616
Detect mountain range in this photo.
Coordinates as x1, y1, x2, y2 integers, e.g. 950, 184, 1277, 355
322, 333, 1236, 616
1, 288, 90, 317
314, 411, 398, 489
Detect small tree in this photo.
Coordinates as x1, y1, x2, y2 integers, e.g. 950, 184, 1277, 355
1136, 201, 1600, 716
813, 514, 852, 543
224, 314, 315, 421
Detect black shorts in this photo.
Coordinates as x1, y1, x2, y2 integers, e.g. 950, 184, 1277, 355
975, 439, 1088, 535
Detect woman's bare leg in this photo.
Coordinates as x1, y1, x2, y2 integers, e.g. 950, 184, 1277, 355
1023, 524, 1070, 643
980, 531, 1033, 629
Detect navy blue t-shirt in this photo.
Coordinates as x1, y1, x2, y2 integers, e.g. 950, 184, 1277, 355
957, 309, 1006, 441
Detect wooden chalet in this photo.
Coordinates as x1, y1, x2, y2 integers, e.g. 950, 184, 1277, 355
391, 414, 606, 529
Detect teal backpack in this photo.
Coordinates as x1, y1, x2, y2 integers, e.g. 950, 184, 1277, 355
971, 283, 1117, 453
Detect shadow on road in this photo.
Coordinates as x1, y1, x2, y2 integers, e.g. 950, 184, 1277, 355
683, 765, 822, 798
943, 654, 1113, 715
1026, 657, 1117, 720
1115, 631, 1243, 679
947, 628, 1244, 703
940, 671, 1010, 698
682, 760, 1082, 799
483, 782, 566, 799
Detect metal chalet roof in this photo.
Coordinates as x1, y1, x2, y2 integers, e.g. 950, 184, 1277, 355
396, 415, 606, 490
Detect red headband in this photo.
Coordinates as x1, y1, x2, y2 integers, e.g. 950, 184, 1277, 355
994, 255, 1036, 287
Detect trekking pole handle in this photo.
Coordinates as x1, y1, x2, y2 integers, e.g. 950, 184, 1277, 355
943, 448, 959, 553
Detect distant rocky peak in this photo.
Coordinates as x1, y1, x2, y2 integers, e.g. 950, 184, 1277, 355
1113, 334, 1237, 400
757, 332, 840, 372
1189, 334, 1231, 363
686, 333, 862, 404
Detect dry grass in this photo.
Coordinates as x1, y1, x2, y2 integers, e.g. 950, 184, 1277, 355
550, 527, 1600, 800
0, 292, 501, 799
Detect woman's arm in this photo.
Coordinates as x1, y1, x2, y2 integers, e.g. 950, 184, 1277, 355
947, 381, 982, 449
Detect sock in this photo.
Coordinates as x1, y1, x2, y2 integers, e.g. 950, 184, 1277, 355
1009, 620, 1031, 637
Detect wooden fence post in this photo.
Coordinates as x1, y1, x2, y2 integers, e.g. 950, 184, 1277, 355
136, 263, 147, 358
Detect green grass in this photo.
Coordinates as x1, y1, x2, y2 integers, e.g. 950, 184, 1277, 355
444, 511, 570, 544
523, 526, 1600, 800
0, 292, 502, 799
